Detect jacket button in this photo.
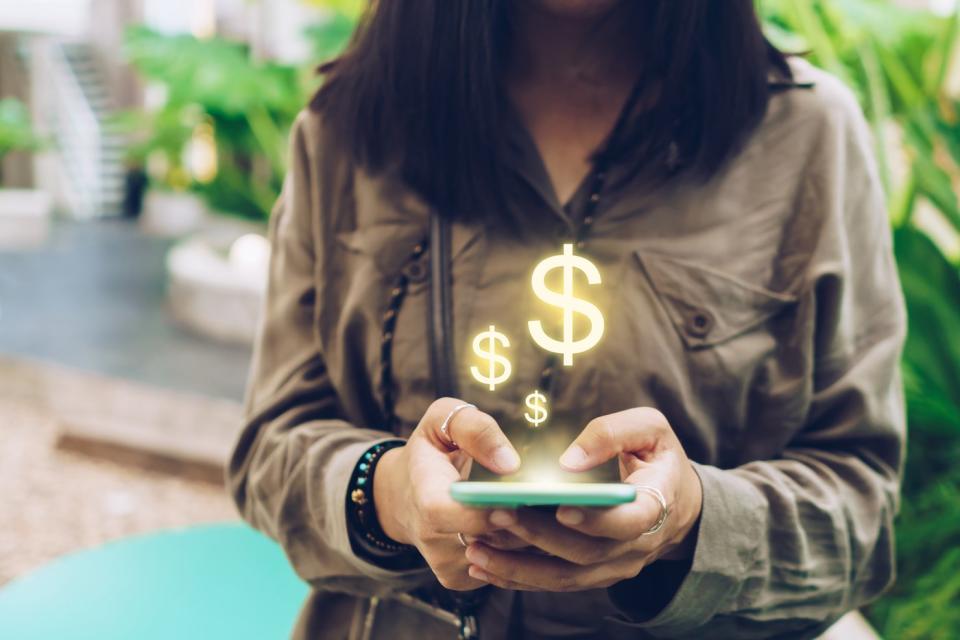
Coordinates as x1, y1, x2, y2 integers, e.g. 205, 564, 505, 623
685, 309, 715, 338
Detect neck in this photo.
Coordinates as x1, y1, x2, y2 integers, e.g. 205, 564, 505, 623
507, 3, 643, 89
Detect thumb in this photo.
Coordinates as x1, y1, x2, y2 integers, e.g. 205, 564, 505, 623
425, 398, 520, 474
559, 407, 669, 472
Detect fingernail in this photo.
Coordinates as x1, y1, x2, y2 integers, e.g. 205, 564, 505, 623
559, 445, 588, 470
489, 509, 515, 527
557, 508, 584, 525
468, 566, 488, 581
466, 546, 489, 568
493, 447, 520, 473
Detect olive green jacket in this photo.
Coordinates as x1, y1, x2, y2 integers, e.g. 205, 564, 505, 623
227, 58, 906, 639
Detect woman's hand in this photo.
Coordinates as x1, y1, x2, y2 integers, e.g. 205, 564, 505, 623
464, 407, 703, 592
373, 397, 525, 590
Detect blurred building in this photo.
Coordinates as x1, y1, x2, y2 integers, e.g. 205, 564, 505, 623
0, 0, 322, 218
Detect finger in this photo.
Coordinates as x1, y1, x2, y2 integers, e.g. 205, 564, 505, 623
408, 437, 517, 535
465, 529, 532, 551
429, 398, 520, 474
431, 562, 492, 591
465, 543, 619, 592
506, 508, 622, 565
555, 466, 672, 541
559, 407, 669, 472
467, 566, 541, 591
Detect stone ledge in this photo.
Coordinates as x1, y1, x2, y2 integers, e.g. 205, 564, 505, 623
0, 356, 241, 482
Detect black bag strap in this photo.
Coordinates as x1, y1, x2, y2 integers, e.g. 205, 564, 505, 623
428, 213, 457, 398
427, 213, 485, 640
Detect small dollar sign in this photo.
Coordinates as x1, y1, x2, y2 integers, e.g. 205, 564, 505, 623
524, 390, 548, 428
529, 244, 605, 366
470, 325, 512, 391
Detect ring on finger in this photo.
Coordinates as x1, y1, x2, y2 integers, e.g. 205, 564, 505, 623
439, 403, 475, 450
637, 485, 668, 535
457, 532, 469, 547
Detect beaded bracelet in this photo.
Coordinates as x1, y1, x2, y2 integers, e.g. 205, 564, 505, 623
346, 440, 423, 568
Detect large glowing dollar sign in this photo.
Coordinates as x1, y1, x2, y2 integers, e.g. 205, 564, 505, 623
470, 325, 512, 390
524, 390, 548, 428
529, 244, 605, 366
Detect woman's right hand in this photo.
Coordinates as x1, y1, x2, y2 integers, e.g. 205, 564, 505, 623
373, 397, 523, 590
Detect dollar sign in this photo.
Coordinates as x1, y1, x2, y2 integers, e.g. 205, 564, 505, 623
470, 325, 512, 390
528, 244, 605, 366
523, 390, 548, 428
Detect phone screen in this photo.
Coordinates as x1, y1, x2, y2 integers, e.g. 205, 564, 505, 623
450, 481, 636, 507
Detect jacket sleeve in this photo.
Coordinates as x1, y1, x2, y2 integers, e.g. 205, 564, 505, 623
226, 112, 432, 596
609, 82, 906, 637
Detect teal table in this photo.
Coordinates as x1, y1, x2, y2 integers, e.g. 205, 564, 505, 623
0, 524, 309, 639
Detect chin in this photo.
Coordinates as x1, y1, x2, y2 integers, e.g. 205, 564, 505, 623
524, 0, 625, 19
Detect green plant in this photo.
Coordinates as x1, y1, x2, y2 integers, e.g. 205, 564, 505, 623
0, 98, 44, 183
303, 14, 358, 63
122, 1, 361, 221
761, 1, 960, 637
122, 26, 307, 219
112, 102, 202, 192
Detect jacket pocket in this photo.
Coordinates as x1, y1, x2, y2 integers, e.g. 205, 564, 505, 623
335, 223, 431, 292
633, 251, 797, 350
597, 249, 802, 464
335, 223, 484, 294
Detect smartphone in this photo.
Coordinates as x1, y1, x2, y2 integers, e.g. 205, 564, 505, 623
450, 481, 636, 507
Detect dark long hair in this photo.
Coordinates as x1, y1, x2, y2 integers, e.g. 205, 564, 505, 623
312, 1, 792, 223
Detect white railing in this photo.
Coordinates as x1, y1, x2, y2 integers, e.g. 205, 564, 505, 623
28, 37, 104, 218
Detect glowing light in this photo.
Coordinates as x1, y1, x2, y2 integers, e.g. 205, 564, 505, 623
528, 244, 605, 366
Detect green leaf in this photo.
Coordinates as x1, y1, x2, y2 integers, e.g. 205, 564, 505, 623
0, 98, 45, 160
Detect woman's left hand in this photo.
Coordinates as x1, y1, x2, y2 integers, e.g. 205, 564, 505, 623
464, 407, 703, 592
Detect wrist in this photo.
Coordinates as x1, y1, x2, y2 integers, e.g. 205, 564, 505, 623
373, 446, 412, 545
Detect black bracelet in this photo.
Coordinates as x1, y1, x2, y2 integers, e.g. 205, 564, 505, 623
346, 440, 423, 569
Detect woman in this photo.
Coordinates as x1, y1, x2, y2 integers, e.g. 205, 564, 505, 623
228, 1, 906, 638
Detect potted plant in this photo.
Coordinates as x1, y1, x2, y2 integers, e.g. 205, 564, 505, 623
119, 8, 359, 342
0, 97, 51, 248
122, 26, 307, 224
120, 26, 306, 341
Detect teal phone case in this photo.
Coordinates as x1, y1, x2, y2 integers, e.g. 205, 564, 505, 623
450, 481, 636, 507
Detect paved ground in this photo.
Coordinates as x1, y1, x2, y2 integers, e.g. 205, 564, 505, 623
0, 218, 251, 401
0, 394, 237, 587
0, 218, 247, 585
